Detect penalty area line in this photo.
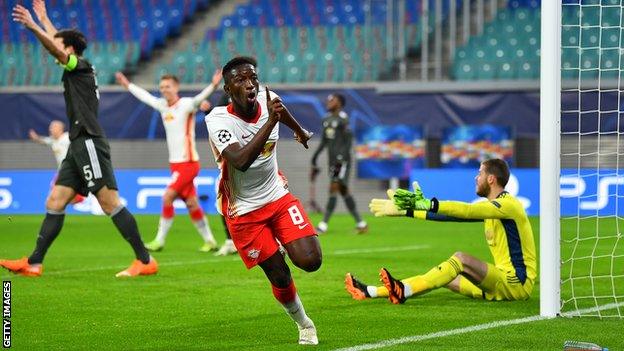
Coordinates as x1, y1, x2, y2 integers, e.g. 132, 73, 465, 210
0, 244, 430, 277
335, 302, 624, 351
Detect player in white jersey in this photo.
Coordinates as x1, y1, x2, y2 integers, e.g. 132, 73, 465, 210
115, 71, 221, 252
29, 120, 84, 204
206, 56, 321, 345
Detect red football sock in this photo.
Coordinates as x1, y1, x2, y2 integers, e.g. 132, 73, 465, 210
162, 204, 174, 219
189, 207, 204, 221
272, 280, 297, 304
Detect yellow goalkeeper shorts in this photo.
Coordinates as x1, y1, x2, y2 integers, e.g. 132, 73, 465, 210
479, 263, 534, 301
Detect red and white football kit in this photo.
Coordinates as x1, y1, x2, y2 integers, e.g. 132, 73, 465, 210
206, 89, 315, 268
128, 84, 214, 198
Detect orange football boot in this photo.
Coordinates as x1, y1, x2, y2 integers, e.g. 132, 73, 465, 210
345, 273, 370, 300
0, 257, 42, 277
379, 268, 407, 304
115, 257, 158, 277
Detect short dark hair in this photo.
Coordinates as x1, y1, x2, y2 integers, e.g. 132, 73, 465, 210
482, 158, 510, 187
222, 56, 257, 83
54, 29, 87, 56
332, 93, 346, 107
160, 74, 180, 84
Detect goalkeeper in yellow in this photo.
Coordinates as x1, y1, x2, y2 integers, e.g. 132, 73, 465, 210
345, 159, 536, 303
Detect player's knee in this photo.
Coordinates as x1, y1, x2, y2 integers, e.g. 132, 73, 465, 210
96, 196, 120, 215
294, 255, 322, 272
45, 194, 66, 212
98, 201, 116, 215
339, 185, 348, 196
185, 198, 199, 210
453, 251, 467, 263
162, 192, 176, 205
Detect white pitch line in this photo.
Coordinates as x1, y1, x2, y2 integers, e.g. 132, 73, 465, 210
335, 302, 624, 351
0, 244, 429, 278
332, 245, 430, 255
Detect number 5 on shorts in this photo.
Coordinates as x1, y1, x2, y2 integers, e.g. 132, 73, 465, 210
288, 205, 304, 225
83, 165, 93, 181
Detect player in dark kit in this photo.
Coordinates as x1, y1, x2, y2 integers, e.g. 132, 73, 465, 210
1, 1, 157, 277
311, 93, 367, 234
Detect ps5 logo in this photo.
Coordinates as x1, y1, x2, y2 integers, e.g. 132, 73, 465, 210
0, 178, 12, 210
136, 176, 216, 209
560, 175, 624, 210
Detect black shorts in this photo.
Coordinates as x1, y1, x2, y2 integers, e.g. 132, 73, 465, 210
329, 160, 351, 186
56, 135, 118, 196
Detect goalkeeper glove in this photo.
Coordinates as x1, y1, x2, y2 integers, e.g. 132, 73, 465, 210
393, 181, 434, 211
369, 189, 407, 217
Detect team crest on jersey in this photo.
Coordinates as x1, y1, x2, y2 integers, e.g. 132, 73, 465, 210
247, 248, 260, 260
163, 113, 174, 122
260, 142, 276, 158
217, 130, 232, 143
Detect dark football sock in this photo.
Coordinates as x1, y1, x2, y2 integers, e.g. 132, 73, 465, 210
344, 194, 363, 223
111, 206, 150, 264
28, 211, 65, 264
323, 195, 337, 223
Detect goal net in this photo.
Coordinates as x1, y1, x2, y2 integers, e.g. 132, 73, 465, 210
557, 0, 624, 318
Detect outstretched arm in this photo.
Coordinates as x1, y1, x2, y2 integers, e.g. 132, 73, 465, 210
369, 188, 483, 222
28, 129, 50, 145
33, 0, 57, 35
192, 69, 222, 107
115, 72, 162, 110
392, 182, 513, 220
435, 200, 512, 220
414, 211, 483, 223
12, 5, 67, 64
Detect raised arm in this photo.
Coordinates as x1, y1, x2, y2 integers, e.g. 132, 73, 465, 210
213, 87, 283, 172
264, 87, 311, 149
192, 69, 222, 107
28, 129, 50, 145
12, 5, 67, 64
33, 0, 57, 35
115, 72, 162, 110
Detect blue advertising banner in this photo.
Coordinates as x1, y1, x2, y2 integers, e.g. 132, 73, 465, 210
0, 169, 220, 215
409, 168, 624, 216
0, 89, 544, 140
2, 168, 622, 217
441, 125, 514, 168
4, 89, 624, 141
356, 124, 426, 179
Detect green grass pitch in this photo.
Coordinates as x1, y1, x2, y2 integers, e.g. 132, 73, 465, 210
0, 214, 622, 350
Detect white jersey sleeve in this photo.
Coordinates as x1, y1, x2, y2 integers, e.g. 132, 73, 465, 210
127, 83, 167, 112
206, 109, 240, 155
191, 84, 216, 108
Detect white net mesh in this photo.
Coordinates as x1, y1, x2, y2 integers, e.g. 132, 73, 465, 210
560, 0, 624, 318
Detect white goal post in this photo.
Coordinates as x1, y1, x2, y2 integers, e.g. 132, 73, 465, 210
540, 0, 562, 318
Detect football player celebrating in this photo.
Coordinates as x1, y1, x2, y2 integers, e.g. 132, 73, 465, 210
206, 56, 321, 345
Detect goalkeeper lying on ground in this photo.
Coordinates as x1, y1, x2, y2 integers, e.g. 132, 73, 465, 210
345, 159, 536, 303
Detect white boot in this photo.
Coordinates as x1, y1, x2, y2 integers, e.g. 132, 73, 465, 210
298, 319, 318, 345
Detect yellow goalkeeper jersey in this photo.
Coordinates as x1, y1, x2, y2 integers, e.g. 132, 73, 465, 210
434, 191, 536, 285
